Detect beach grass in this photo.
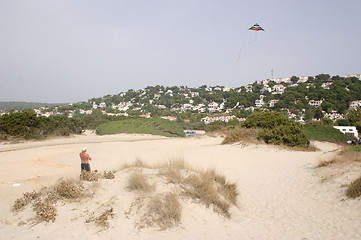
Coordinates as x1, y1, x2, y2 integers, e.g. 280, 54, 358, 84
346, 176, 361, 198
221, 126, 260, 144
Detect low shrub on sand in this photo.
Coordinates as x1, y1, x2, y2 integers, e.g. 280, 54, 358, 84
55, 179, 83, 199
222, 126, 259, 144
184, 169, 238, 218
127, 172, 154, 192
12, 191, 41, 212
33, 200, 57, 222
328, 148, 361, 166
346, 176, 361, 198
86, 208, 114, 228
139, 193, 182, 230
80, 171, 100, 181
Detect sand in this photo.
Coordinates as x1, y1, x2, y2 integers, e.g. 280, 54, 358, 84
0, 131, 361, 240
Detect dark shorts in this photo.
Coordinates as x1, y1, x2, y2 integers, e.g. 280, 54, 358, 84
81, 163, 91, 172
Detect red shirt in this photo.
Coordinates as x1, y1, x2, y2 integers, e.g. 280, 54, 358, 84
80, 152, 92, 164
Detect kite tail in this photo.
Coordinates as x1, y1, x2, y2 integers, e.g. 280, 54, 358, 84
237, 31, 258, 62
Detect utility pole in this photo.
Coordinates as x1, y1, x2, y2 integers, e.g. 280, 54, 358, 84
271, 69, 274, 79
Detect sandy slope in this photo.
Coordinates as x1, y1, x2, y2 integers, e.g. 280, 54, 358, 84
0, 132, 360, 240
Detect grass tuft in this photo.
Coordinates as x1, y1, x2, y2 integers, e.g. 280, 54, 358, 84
139, 193, 182, 230
127, 172, 153, 192
346, 176, 361, 199
86, 208, 114, 228
222, 126, 260, 144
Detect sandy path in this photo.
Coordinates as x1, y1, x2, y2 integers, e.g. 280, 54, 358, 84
0, 133, 360, 239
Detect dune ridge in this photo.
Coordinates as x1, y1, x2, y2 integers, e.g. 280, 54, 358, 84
0, 132, 361, 239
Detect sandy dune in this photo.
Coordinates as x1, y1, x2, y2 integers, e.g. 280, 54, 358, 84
0, 132, 361, 240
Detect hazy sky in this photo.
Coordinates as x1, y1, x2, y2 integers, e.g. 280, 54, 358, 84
1, 0, 360, 103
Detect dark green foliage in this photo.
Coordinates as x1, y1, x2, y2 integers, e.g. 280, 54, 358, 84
0, 110, 84, 140
303, 124, 352, 143
242, 111, 290, 129
0, 101, 61, 111
95, 118, 185, 137
352, 145, 361, 152
242, 111, 309, 147
258, 123, 309, 147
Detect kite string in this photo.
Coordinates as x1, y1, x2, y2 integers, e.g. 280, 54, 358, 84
237, 31, 258, 62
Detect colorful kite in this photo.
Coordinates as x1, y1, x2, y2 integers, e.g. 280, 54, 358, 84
237, 23, 265, 62
248, 23, 265, 31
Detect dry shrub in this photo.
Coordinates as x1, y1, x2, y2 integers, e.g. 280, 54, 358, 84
103, 171, 115, 179
33, 200, 57, 222
55, 179, 83, 199
346, 176, 361, 199
87, 208, 114, 228
122, 158, 149, 169
331, 148, 361, 164
183, 169, 238, 218
12, 191, 41, 212
185, 175, 230, 218
317, 159, 335, 167
139, 193, 181, 230
218, 182, 238, 206
80, 171, 100, 181
222, 126, 260, 144
127, 172, 153, 192
159, 167, 183, 184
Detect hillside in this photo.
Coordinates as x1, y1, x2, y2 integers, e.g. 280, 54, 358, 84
0, 101, 61, 111
2, 74, 361, 128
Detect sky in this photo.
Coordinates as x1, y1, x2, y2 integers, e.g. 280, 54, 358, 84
1, 0, 360, 103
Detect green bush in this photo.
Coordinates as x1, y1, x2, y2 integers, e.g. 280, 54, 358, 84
241, 111, 309, 147
258, 123, 309, 147
0, 110, 85, 140
96, 118, 185, 137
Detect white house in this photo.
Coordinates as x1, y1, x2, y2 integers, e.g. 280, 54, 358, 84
255, 95, 266, 107
333, 126, 359, 138
268, 99, 279, 107
349, 100, 361, 109
272, 85, 286, 94
308, 100, 323, 107
345, 74, 361, 80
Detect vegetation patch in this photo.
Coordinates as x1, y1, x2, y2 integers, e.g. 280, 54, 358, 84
303, 124, 352, 143
123, 160, 239, 221
222, 126, 260, 144
0, 110, 84, 140
96, 118, 185, 137
351, 144, 361, 152
12, 191, 41, 212
240, 111, 309, 147
86, 208, 114, 228
346, 176, 361, 199
138, 193, 182, 230
127, 172, 154, 193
